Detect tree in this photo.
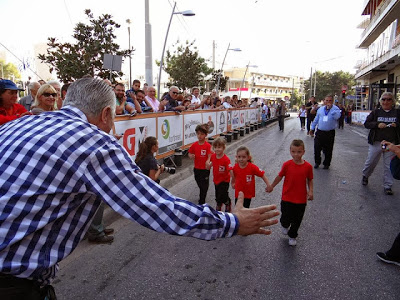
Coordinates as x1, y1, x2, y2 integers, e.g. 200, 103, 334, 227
38, 9, 133, 83
290, 89, 303, 108
303, 70, 356, 101
209, 69, 229, 92
0, 59, 21, 81
159, 40, 213, 90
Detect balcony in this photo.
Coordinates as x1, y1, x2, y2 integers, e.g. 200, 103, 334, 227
359, 0, 400, 48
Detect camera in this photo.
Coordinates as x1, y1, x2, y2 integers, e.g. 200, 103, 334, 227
381, 144, 387, 150
164, 166, 176, 174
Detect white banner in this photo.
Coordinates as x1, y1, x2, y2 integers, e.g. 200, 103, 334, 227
351, 111, 370, 125
216, 111, 227, 134
157, 115, 183, 154
183, 113, 202, 145
202, 112, 217, 136
239, 110, 246, 127
114, 118, 157, 160
231, 110, 240, 130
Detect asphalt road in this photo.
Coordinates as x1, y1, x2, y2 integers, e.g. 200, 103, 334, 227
53, 115, 400, 300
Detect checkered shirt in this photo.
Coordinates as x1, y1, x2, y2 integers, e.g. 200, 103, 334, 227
0, 106, 238, 285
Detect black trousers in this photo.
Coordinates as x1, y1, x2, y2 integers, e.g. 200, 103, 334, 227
314, 129, 335, 167
280, 201, 306, 238
235, 197, 252, 208
306, 116, 315, 132
215, 182, 231, 205
194, 168, 210, 205
278, 116, 285, 131
0, 273, 57, 300
387, 232, 400, 259
338, 117, 345, 129
300, 117, 306, 128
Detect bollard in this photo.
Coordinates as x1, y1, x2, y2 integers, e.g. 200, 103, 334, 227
225, 132, 233, 143
208, 137, 215, 143
240, 128, 245, 136
250, 125, 254, 132
254, 123, 258, 130
174, 149, 183, 167
233, 130, 239, 140
245, 127, 250, 134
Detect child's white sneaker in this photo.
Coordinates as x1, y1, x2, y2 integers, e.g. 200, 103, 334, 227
281, 226, 288, 235
288, 238, 297, 246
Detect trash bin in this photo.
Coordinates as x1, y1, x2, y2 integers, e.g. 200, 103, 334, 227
174, 149, 183, 167
250, 125, 254, 132
254, 123, 258, 130
245, 127, 250, 134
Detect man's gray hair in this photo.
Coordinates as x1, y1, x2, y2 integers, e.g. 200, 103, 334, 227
28, 82, 40, 90
379, 92, 394, 101
169, 86, 179, 91
47, 80, 61, 88
63, 78, 116, 118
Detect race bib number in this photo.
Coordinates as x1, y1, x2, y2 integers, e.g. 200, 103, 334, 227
323, 116, 328, 122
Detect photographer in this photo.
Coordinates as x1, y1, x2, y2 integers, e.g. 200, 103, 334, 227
135, 136, 164, 183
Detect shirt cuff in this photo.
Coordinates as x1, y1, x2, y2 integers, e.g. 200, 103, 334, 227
219, 212, 239, 237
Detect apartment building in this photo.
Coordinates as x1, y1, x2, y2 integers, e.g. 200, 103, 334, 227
355, 0, 400, 109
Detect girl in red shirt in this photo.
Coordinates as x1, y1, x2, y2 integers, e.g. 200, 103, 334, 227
231, 146, 272, 208
206, 137, 232, 212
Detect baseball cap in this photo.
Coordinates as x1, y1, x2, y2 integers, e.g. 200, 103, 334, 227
0, 79, 24, 91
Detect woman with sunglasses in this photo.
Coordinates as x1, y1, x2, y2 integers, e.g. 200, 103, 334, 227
31, 84, 58, 115
0, 79, 31, 126
362, 92, 400, 195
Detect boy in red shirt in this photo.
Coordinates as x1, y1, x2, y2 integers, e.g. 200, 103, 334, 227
206, 137, 232, 212
269, 139, 314, 246
189, 124, 212, 204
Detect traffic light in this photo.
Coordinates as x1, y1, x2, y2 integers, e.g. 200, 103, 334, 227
342, 90, 346, 100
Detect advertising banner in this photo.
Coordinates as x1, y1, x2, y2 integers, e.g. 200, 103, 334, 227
183, 113, 202, 144
114, 118, 157, 160
202, 111, 217, 136
231, 110, 240, 130
216, 110, 227, 134
239, 110, 246, 128
249, 108, 257, 123
157, 115, 183, 154
351, 111, 370, 125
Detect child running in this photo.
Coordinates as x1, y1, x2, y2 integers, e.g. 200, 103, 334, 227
188, 124, 212, 204
231, 146, 272, 208
269, 139, 313, 246
206, 137, 232, 212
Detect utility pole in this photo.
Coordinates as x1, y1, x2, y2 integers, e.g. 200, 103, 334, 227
309, 67, 313, 98
212, 40, 215, 69
145, 0, 153, 87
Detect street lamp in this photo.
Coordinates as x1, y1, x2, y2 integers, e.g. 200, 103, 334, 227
157, 2, 195, 101
126, 19, 132, 89
239, 62, 257, 100
215, 43, 241, 96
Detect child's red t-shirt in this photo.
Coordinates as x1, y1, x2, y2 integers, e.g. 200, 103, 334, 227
232, 162, 265, 198
210, 153, 231, 185
279, 160, 313, 204
189, 141, 212, 169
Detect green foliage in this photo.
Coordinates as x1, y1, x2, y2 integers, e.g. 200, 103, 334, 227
0, 59, 21, 81
209, 69, 229, 91
290, 89, 303, 107
161, 40, 213, 90
303, 70, 356, 100
38, 9, 133, 83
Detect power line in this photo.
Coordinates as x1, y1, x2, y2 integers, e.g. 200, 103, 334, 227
63, 0, 74, 27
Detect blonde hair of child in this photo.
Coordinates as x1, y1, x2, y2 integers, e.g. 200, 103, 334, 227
212, 137, 226, 149
236, 146, 253, 163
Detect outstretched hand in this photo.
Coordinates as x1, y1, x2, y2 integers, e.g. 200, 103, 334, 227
234, 192, 279, 236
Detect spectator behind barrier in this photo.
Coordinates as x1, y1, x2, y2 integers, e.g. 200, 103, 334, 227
0, 79, 30, 125
114, 82, 136, 115
31, 84, 58, 115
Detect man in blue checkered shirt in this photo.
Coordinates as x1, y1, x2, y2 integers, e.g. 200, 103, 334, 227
0, 78, 279, 299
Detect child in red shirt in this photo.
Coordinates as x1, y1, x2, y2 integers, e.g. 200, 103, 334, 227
189, 124, 212, 204
269, 139, 314, 246
231, 146, 272, 208
206, 137, 232, 212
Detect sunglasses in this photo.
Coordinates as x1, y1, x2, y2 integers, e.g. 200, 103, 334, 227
43, 92, 57, 97
172, 92, 178, 95
381, 98, 392, 101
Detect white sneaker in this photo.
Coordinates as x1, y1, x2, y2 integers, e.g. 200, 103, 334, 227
281, 226, 288, 235
288, 238, 297, 246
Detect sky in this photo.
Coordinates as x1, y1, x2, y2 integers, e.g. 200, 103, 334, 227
0, 0, 367, 82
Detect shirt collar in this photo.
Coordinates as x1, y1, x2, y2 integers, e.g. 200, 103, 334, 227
60, 105, 89, 123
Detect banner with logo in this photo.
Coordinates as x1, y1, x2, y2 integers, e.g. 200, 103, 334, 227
239, 110, 246, 127
216, 111, 227, 134
114, 118, 157, 160
183, 113, 202, 144
248, 108, 258, 123
202, 112, 217, 136
157, 115, 183, 154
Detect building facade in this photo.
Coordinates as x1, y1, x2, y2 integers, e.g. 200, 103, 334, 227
223, 67, 304, 102
355, 0, 400, 109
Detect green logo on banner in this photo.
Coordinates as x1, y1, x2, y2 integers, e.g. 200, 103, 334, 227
161, 119, 170, 139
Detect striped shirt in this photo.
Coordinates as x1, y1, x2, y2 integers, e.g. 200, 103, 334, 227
0, 106, 238, 285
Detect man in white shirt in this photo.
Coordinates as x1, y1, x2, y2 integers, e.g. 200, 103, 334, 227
145, 87, 160, 112
222, 96, 233, 109
191, 87, 202, 109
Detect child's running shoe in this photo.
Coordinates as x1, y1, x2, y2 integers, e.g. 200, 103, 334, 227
288, 238, 297, 246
